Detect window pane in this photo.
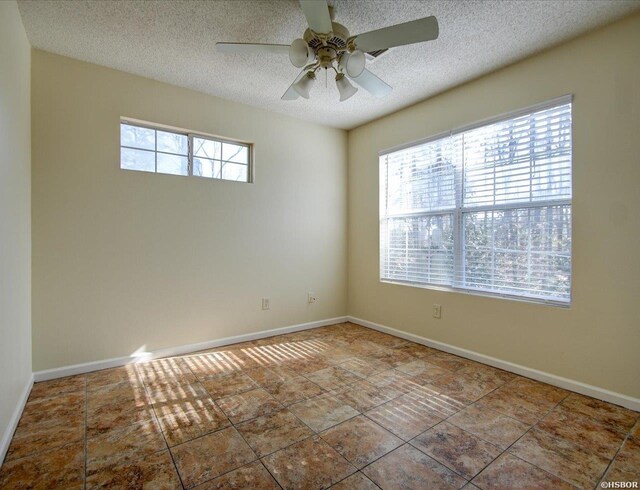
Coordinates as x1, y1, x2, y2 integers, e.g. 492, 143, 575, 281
463, 206, 571, 301
532, 160, 572, 206
382, 137, 458, 214
220, 162, 248, 182
121, 147, 155, 172
381, 214, 454, 286
193, 137, 222, 160
121, 124, 155, 150
494, 208, 530, 251
193, 157, 220, 178
530, 206, 571, 253
157, 153, 188, 176
222, 142, 249, 164
463, 104, 572, 207
157, 130, 188, 155
530, 253, 571, 299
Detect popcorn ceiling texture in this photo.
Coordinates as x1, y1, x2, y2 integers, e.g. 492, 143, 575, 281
17, 0, 640, 129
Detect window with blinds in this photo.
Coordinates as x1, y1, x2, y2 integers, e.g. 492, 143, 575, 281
380, 97, 572, 305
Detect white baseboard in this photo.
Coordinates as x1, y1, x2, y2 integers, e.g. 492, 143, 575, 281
348, 316, 640, 412
33, 316, 349, 382
1, 373, 34, 464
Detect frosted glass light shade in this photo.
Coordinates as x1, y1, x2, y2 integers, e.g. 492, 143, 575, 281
346, 50, 366, 78
335, 73, 358, 101
289, 38, 314, 68
293, 71, 316, 99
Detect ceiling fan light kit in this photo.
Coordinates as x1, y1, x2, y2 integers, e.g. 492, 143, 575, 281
216, 0, 439, 102
342, 50, 366, 78
293, 71, 316, 99
335, 73, 358, 101
289, 38, 315, 68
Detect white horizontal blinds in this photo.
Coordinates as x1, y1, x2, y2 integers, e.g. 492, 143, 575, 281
462, 103, 572, 207
380, 215, 456, 286
383, 136, 458, 215
459, 102, 572, 302
461, 206, 571, 301
380, 135, 461, 286
380, 98, 572, 304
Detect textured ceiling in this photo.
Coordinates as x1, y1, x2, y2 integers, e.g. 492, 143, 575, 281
17, 0, 640, 129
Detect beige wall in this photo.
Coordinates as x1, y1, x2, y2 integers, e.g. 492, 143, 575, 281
348, 14, 640, 399
0, 1, 32, 452
32, 51, 347, 371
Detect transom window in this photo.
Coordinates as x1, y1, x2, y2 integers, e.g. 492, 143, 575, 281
120, 120, 251, 182
380, 97, 572, 305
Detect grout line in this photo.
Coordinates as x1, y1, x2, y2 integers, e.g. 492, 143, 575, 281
357, 442, 453, 485
328, 471, 382, 489
160, 380, 286, 490
402, 377, 561, 485
161, 364, 316, 459
503, 451, 580, 489
196, 363, 370, 482
316, 414, 405, 470
471, 392, 584, 489
181, 456, 261, 489
406, 420, 497, 484
258, 459, 285, 490
1, 387, 86, 466
348, 362, 544, 484
355, 410, 475, 484
592, 431, 631, 490
226, 414, 287, 489
137, 367, 187, 490
355, 369, 530, 483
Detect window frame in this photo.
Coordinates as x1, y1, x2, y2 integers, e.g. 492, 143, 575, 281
120, 118, 253, 183
379, 95, 573, 307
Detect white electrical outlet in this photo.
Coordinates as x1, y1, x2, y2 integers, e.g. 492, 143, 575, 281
308, 292, 317, 304
433, 304, 441, 319
262, 298, 270, 310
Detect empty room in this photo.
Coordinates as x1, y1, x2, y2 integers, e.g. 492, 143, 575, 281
1, 0, 639, 488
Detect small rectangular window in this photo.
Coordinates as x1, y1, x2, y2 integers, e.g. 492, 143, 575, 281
120, 120, 251, 183
379, 96, 572, 305
191, 135, 250, 181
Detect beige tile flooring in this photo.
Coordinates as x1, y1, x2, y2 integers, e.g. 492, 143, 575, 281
1, 322, 638, 489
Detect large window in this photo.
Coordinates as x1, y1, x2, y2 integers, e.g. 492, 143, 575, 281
380, 97, 572, 305
120, 120, 251, 182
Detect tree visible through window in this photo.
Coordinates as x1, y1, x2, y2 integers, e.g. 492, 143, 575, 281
379, 98, 572, 304
120, 121, 251, 182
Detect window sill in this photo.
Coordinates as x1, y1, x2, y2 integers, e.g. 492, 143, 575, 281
380, 279, 571, 308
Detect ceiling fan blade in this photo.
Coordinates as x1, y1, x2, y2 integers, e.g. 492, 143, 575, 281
216, 42, 290, 55
349, 69, 392, 98
353, 16, 439, 52
281, 71, 306, 100
299, 0, 333, 34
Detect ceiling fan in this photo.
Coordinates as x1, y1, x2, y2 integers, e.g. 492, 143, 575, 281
216, 0, 439, 102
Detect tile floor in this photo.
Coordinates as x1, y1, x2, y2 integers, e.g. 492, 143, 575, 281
1, 322, 638, 489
